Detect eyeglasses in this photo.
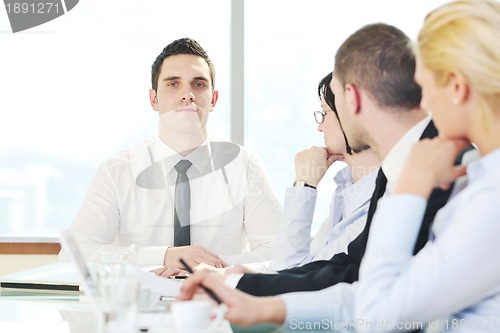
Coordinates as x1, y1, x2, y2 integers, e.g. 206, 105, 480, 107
313, 109, 335, 124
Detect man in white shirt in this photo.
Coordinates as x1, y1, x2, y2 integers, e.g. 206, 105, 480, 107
59, 38, 283, 269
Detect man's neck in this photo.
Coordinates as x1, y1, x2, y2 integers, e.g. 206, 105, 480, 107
159, 130, 207, 156
369, 108, 429, 161
347, 149, 380, 182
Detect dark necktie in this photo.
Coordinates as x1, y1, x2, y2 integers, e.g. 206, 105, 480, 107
349, 168, 388, 262
366, 169, 388, 225
174, 160, 192, 247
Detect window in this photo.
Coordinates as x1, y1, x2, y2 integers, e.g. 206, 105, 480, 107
0, 0, 230, 237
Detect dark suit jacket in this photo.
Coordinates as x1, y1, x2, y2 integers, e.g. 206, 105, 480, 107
237, 120, 463, 296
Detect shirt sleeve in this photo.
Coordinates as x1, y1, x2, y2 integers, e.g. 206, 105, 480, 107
355, 192, 500, 332
272, 186, 317, 270
59, 163, 168, 264
280, 282, 358, 330
241, 260, 276, 274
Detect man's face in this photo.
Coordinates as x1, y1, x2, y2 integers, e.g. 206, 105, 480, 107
150, 54, 218, 135
329, 74, 366, 151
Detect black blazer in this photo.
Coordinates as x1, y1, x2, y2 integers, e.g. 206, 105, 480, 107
237, 121, 460, 296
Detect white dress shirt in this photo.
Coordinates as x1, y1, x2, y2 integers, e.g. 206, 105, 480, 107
382, 114, 432, 194
272, 166, 378, 270
356, 148, 500, 333
278, 116, 440, 331
60, 135, 283, 265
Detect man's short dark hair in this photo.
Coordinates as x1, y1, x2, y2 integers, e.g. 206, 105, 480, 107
151, 37, 216, 92
334, 23, 421, 111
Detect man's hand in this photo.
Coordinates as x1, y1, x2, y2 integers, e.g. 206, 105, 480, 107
193, 262, 229, 274
192, 263, 254, 275
163, 244, 225, 270
178, 270, 286, 327
294, 146, 341, 187
152, 266, 189, 278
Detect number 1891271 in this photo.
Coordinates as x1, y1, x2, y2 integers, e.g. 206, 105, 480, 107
6, 2, 61, 14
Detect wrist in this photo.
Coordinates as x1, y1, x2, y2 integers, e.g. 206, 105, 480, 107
164, 247, 172, 265
293, 180, 317, 189
259, 297, 286, 325
164, 246, 179, 265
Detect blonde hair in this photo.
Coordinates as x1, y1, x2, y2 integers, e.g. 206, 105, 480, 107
418, 0, 500, 134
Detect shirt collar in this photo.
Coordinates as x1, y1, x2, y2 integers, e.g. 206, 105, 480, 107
342, 167, 379, 216
467, 147, 500, 183
152, 135, 212, 175
382, 114, 432, 192
333, 165, 353, 189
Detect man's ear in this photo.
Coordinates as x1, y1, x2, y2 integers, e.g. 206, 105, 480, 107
344, 83, 361, 115
210, 89, 219, 112
149, 89, 159, 111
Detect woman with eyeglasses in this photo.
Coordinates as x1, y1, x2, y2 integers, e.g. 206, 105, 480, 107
268, 72, 380, 271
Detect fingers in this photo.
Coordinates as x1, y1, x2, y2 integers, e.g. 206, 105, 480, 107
193, 263, 225, 274
179, 271, 230, 303
165, 245, 223, 270
155, 266, 182, 277
151, 266, 167, 276
193, 273, 237, 307
396, 137, 470, 197
178, 270, 209, 300
439, 165, 468, 190
220, 259, 228, 268
295, 146, 332, 185
327, 154, 344, 165
454, 165, 467, 179
195, 247, 223, 268
193, 263, 211, 272
451, 138, 471, 152
152, 266, 185, 277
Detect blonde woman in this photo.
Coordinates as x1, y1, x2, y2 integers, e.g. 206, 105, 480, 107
356, 0, 500, 331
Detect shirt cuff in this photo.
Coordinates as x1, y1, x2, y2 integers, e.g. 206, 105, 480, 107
135, 245, 169, 265
224, 273, 244, 289
241, 260, 276, 273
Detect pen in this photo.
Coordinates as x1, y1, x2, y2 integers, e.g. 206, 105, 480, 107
179, 258, 223, 305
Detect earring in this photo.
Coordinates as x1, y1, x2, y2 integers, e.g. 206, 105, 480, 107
452, 98, 459, 105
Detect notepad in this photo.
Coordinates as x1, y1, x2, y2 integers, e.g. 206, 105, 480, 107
0, 262, 80, 293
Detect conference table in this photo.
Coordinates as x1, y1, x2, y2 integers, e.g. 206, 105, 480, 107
0, 291, 343, 333
0, 289, 286, 333
0, 293, 95, 333
0, 262, 334, 333
0, 293, 238, 333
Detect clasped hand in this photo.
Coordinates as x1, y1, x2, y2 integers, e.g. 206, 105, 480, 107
394, 137, 470, 198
